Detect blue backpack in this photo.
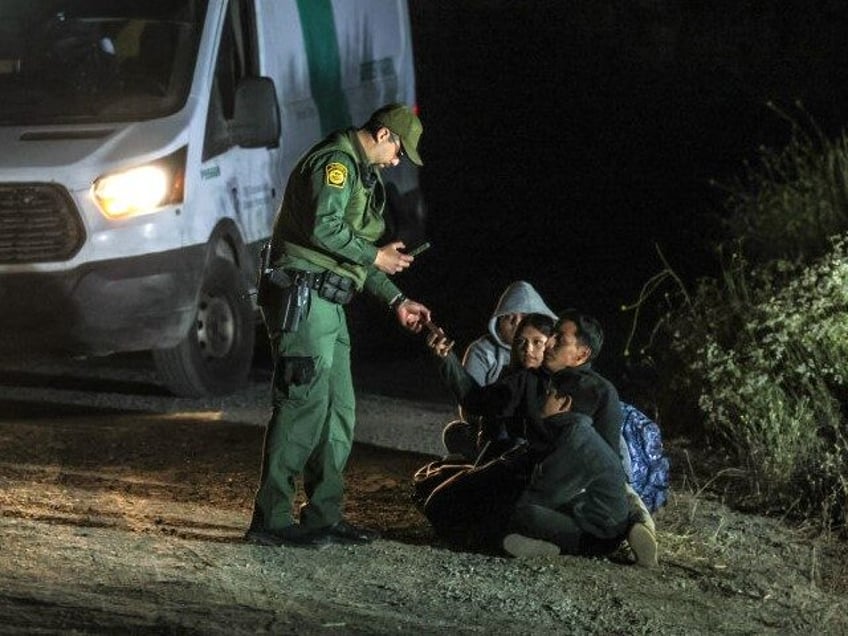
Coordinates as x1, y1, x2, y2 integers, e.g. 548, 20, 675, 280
621, 403, 670, 512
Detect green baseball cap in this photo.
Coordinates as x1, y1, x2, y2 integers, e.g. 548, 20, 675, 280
371, 103, 423, 166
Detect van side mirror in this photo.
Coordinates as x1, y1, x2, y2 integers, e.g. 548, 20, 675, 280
230, 76, 280, 148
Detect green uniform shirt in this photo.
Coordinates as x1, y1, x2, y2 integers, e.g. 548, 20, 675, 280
270, 129, 401, 305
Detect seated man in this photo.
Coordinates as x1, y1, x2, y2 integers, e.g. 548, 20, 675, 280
502, 369, 658, 566
422, 309, 658, 565
435, 309, 623, 458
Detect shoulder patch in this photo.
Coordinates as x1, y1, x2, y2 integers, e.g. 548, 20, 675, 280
325, 162, 348, 188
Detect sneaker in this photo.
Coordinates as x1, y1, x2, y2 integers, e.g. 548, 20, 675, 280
320, 520, 380, 544
627, 522, 658, 568
625, 484, 656, 534
244, 525, 330, 547
502, 533, 560, 558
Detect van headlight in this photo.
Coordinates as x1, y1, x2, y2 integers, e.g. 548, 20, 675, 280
92, 146, 186, 219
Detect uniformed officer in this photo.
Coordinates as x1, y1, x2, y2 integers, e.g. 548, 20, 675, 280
247, 104, 431, 546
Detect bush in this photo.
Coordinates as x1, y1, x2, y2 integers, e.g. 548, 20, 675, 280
718, 103, 848, 263
629, 108, 848, 528
642, 237, 848, 527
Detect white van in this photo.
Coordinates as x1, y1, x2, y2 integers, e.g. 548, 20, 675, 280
0, 0, 424, 396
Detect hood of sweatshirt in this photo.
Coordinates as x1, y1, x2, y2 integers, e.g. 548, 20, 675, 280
486, 280, 557, 348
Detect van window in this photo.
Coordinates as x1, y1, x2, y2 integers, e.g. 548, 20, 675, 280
0, 0, 208, 125
202, 0, 258, 161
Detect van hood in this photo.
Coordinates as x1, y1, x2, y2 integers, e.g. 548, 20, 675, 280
0, 115, 189, 191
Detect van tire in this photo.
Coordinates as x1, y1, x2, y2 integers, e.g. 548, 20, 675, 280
152, 255, 255, 397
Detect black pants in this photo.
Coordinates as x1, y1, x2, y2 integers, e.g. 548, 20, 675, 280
422, 448, 532, 550
508, 436, 630, 556
509, 503, 627, 556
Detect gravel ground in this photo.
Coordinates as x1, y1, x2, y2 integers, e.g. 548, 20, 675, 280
1, 353, 847, 634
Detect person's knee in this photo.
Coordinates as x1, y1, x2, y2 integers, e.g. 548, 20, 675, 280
442, 419, 478, 459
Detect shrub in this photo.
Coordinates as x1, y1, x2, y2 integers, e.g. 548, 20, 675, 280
628, 108, 848, 528
641, 238, 848, 527
718, 103, 848, 263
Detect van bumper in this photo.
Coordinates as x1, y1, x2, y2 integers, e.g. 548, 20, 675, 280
0, 245, 205, 356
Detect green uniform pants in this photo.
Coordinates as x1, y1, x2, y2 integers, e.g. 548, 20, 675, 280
253, 293, 356, 531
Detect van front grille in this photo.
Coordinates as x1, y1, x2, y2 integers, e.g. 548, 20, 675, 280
0, 184, 85, 263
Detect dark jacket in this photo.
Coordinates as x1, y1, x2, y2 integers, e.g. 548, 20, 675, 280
437, 354, 623, 455
519, 411, 630, 539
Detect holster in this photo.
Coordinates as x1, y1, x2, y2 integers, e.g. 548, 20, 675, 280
256, 262, 310, 334
278, 277, 311, 333
255, 242, 278, 309
255, 240, 355, 335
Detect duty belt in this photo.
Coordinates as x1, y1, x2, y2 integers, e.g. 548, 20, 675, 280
284, 268, 355, 305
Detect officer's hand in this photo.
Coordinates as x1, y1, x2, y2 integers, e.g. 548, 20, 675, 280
375, 241, 413, 275
395, 298, 431, 332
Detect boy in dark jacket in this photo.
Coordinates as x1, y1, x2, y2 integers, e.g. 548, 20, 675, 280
424, 310, 658, 565
502, 369, 657, 566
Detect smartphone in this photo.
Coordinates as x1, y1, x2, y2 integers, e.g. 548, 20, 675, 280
407, 241, 431, 257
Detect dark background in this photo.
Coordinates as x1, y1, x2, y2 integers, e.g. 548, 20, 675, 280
353, 1, 848, 384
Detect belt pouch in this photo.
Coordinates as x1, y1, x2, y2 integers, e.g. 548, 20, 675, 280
319, 272, 355, 304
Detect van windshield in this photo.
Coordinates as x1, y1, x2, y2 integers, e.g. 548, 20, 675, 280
0, 0, 208, 125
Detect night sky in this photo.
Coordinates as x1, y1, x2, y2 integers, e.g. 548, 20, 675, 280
353, 1, 848, 382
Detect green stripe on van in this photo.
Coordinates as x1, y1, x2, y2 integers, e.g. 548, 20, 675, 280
295, 0, 351, 133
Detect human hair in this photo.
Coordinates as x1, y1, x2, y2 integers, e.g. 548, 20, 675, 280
547, 368, 596, 415
517, 312, 556, 336
548, 367, 584, 397
509, 313, 555, 370
556, 309, 604, 361
362, 118, 384, 138
363, 104, 397, 138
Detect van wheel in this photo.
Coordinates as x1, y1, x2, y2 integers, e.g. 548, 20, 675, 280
153, 255, 255, 397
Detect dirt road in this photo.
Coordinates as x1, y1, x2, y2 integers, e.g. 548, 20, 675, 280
0, 356, 846, 634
